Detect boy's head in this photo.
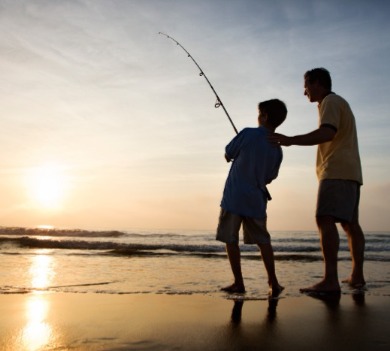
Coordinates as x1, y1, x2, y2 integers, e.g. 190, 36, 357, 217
258, 99, 287, 130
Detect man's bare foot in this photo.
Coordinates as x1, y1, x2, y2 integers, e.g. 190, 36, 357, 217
220, 283, 246, 294
269, 284, 285, 298
342, 277, 366, 289
300, 280, 340, 295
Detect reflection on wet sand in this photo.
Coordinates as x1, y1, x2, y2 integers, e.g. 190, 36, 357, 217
303, 291, 342, 310
230, 297, 280, 325
22, 295, 52, 351
302, 290, 366, 309
20, 250, 57, 350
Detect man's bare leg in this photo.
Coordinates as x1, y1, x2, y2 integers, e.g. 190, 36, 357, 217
258, 243, 284, 297
221, 243, 245, 293
341, 221, 366, 288
300, 216, 341, 293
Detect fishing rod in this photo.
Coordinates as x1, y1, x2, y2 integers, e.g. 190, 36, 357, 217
158, 32, 238, 135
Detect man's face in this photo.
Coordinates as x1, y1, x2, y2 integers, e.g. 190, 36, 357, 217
304, 78, 320, 102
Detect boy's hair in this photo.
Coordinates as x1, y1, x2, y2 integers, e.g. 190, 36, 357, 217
258, 99, 287, 129
304, 68, 332, 91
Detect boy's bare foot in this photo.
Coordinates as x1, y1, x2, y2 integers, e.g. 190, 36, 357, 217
300, 280, 341, 295
342, 277, 366, 289
220, 283, 246, 294
269, 284, 285, 298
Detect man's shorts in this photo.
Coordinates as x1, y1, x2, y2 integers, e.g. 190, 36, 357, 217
316, 179, 361, 223
216, 209, 271, 245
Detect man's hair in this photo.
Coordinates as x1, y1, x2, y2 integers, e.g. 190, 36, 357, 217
258, 99, 287, 129
304, 68, 332, 91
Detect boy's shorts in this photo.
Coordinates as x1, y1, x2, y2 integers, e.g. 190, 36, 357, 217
216, 209, 271, 245
316, 179, 360, 223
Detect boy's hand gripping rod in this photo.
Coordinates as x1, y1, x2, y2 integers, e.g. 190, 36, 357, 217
158, 32, 238, 135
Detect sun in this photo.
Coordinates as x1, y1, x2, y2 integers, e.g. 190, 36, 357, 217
26, 164, 68, 210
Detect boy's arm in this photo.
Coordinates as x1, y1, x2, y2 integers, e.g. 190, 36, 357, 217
266, 151, 282, 184
224, 129, 247, 162
269, 126, 336, 146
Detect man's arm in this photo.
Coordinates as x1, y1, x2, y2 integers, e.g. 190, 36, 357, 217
269, 126, 336, 146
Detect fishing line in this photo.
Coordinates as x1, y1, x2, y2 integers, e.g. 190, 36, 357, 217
158, 32, 238, 134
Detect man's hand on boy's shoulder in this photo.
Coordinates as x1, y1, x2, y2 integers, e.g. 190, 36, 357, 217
268, 133, 292, 147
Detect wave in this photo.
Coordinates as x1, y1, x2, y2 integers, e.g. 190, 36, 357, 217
0, 281, 117, 295
1, 227, 388, 243
1, 236, 389, 262
0, 227, 125, 238
0, 236, 323, 253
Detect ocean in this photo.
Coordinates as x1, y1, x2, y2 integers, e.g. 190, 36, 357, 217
0, 227, 389, 299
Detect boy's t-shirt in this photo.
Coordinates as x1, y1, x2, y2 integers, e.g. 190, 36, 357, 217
220, 126, 282, 219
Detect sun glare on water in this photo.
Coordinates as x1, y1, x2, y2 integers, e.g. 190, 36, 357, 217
26, 164, 69, 210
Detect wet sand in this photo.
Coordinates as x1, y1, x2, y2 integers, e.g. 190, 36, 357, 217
0, 292, 389, 350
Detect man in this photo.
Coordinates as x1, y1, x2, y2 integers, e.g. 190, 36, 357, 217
217, 99, 287, 297
270, 68, 365, 294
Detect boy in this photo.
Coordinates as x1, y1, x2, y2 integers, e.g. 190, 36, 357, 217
217, 99, 287, 296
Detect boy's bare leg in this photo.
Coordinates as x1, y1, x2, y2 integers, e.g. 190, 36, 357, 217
301, 216, 341, 293
341, 221, 366, 288
221, 243, 245, 293
258, 243, 284, 296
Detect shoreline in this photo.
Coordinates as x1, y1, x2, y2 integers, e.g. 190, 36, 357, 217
0, 292, 389, 350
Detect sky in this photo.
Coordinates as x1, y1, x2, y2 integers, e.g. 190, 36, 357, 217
0, 0, 389, 232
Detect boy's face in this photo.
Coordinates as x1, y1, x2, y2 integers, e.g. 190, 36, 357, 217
258, 108, 266, 126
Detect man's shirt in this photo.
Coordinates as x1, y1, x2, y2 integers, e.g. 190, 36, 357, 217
317, 94, 363, 184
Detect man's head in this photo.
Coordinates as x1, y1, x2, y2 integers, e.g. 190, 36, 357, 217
258, 99, 287, 130
304, 68, 332, 103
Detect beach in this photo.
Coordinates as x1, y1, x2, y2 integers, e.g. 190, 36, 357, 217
0, 292, 389, 351
1, 227, 389, 350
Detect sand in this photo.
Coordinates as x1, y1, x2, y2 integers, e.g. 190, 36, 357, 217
0, 292, 389, 351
